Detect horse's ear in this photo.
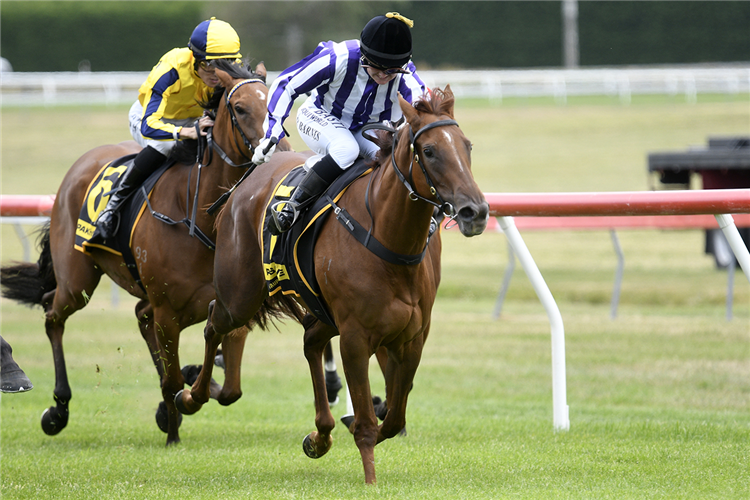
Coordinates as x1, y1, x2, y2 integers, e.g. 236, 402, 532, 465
254, 62, 267, 81
214, 68, 234, 90
399, 93, 419, 127
442, 85, 456, 118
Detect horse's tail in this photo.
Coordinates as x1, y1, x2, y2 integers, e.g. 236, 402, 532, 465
1, 222, 57, 307
250, 293, 306, 331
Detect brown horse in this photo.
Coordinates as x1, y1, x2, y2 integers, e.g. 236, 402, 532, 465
178, 86, 489, 483
0, 61, 287, 446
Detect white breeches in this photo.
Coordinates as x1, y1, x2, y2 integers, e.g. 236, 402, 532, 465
295, 97, 380, 170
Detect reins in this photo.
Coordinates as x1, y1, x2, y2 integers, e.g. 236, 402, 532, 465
148, 78, 266, 247
332, 117, 460, 265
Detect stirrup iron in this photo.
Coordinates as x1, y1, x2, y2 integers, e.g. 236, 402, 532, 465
269, 199, 300, 233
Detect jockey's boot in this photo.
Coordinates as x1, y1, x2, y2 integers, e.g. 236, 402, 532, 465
269, 154, 344, 235
95, 146, 165, 239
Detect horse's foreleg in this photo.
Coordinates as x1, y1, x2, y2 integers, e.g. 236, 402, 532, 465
339, 331, 379, 484
216, 326, 248, 406
152, 313, 184, 446
302, 318, 337, 459
176, 300, 226, 413
379, 333, 425, 442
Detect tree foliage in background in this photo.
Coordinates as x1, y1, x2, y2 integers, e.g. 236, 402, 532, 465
208, 1, 380, 70
579, 1, 750, 66
1, 1, 748, 72
1, 1, 205, 72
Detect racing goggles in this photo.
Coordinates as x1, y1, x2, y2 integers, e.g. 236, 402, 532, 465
360, 55, 410, 75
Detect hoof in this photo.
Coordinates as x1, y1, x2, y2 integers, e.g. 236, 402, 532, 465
173, 389, 199, 415
41, 406, 68, 436
180, 364, 202, 386
302, 432, 332, 459
302, 434, 319, 458
155, 401, 183, 434
0, 365, 33, 393
340, 414, 354, 433
372, 396, 387, 421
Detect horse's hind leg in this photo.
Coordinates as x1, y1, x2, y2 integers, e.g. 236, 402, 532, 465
372, 347, 389, 420
324, 341, 342, 407
135, 300, 186, 433
135, 300, 162, 377
302, 316, 338, 459
150, 307, 186, 445
41, 273, 103, 435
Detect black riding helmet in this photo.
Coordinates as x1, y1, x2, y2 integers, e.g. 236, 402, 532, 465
360, 12, 414, 69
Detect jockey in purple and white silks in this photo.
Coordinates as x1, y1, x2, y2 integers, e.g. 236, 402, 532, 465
253, 12, 427, 235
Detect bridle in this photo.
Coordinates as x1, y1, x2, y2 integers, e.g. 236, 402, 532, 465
188, 77, 266, 237
328, 117, 462, 265
147, 76, 269, 247
363, 117, 460, 223
200, 78, 265, 169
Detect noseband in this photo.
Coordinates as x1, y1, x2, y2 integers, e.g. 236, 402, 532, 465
203, 78, 266, 169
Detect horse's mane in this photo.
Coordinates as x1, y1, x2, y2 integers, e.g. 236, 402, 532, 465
371, 87, 455, 165
171, 59, 266, 164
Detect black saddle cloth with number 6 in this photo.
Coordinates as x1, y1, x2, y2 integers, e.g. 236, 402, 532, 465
262, 158, 374, 327
75, 155, 172, 291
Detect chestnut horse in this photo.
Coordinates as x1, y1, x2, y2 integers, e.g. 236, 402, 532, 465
0, 62, 286, 445
178, 87, 489, 483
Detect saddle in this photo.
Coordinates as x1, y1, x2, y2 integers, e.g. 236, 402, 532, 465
75, 155, 172, 291
262, 159, 375, 326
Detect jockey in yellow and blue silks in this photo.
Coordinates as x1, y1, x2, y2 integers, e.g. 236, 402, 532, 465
95, 18, 242, 239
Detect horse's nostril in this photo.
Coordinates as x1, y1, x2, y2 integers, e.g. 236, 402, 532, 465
458, 206, 477, 221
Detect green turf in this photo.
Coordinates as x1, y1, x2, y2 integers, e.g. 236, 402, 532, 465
1, 95, 749, 498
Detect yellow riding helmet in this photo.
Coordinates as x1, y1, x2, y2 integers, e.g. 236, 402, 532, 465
188, 17, 241, 61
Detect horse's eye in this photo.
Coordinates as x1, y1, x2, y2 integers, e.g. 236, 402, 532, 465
423, 147, 434, 158
234, 104, 246, 116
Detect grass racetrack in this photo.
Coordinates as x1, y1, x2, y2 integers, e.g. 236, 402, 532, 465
2, 93, 749, 498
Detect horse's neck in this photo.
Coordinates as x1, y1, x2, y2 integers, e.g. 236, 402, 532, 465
369, 154, 435, 256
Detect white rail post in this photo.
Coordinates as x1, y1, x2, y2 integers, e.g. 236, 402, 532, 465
497, 216, 570, 431
715, 214, 750, 284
